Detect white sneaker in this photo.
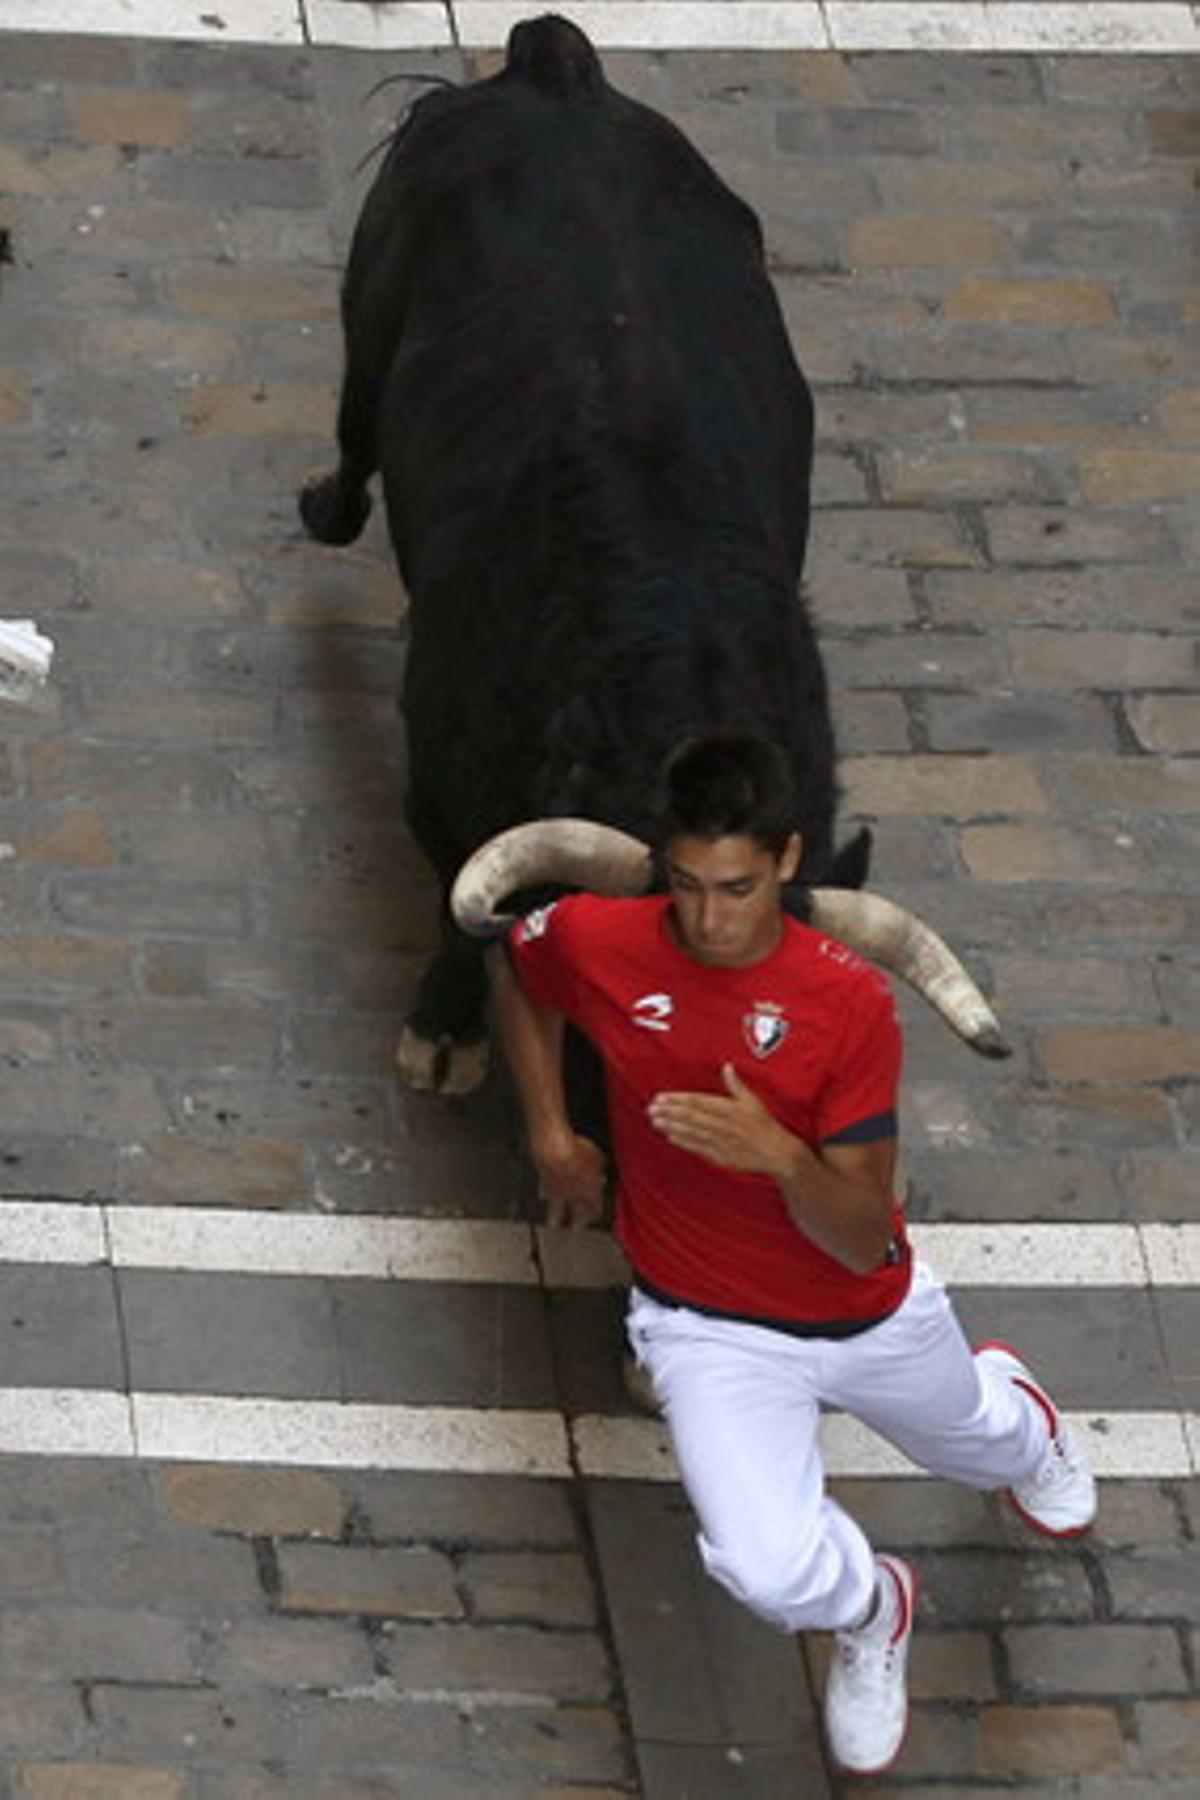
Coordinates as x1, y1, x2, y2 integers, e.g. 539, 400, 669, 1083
824, 1554, 915, 1775
975, 1341, 1097, 1537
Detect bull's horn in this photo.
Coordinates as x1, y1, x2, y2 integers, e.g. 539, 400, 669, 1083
452, 819, 652, 937
808, 888, 1011, 1059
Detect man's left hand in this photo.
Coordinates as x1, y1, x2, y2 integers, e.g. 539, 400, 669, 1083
648, 1063, 798, 1179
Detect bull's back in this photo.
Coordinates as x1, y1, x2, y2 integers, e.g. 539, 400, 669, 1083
357, 17, 817, 851
368, 20, 810, 575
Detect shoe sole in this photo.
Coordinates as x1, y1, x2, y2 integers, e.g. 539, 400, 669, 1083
836, 1715, 912, 1779
1008, 1489, 1093, 1540
829, 1560, 919, 1776
973, 1338, 1093, 1540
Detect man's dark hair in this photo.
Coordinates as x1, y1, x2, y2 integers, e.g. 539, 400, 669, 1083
655, 733, 797, 858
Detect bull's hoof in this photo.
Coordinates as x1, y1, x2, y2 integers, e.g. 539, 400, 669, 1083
299, 474, 371, 547
396, 1026, 490, 1095
621, 1351, 661, 1417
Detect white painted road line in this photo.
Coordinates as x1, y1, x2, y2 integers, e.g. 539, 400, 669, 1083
0, 1387, 1192, 1478
108, 1207, 543, 1285
987, 3, 1196, 55
1142, 1223, 1200, 1289
825, 1, 1197, 54
305, 0, 453, 48
0, 0, 304, 43
133, 1392, 572, 1476
911, 1223, 1150, 1289
0, 1386, 134, 1458
575, 1408, 1199, 1481
453, 2, 829, 51
0, 1201, 107, 1267
1, 1201, 1194, 1290
0, 0, 1196, 53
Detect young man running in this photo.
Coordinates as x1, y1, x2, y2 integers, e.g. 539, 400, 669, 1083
489, 732, 1095, 1775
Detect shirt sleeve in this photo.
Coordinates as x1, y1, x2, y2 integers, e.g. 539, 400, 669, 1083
815, 971, 901, 1146
506, 896, 588, 1024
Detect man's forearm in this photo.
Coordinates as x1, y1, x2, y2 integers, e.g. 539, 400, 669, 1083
486, 946, 571, 1150
487, 946, 607, 1228
775, 1138, 895, 1275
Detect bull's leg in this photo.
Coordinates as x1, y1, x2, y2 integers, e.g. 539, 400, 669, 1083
398, 923, 491, 1095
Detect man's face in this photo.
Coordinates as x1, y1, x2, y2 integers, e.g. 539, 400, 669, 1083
664, 832, 801, 969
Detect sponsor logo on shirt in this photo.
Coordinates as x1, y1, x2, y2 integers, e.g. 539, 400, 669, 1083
631, 992, 674, 1033
817, 937, 862, 970
743, 1001, 789, 1058
516, 903, 557, 942
818, 934, 895, 1007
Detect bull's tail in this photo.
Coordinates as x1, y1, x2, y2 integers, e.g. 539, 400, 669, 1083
505, 14, 604, 97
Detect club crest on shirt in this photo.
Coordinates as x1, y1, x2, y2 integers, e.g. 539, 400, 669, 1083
743, 1001, 789, 1058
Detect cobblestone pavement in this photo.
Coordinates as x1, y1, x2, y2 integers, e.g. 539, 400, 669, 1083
0, 22, 1197, 1797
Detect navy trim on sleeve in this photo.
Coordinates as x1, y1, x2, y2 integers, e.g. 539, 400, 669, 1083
822, 1110, 897, 1146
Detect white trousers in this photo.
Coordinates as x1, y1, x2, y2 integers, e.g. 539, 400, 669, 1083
626, 1262, 1051, 1635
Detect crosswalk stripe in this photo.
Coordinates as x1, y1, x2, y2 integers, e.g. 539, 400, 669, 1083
0, 1386, 134, 1458
134, 1392, 570, 1477
0, 1201, 1194, 1289
0, 0, 1195, 54
0, 1387, 1192, 1479
0, 0, 303, 43
2, 1205, 1191, 1477
574, 1408, 1200, 1482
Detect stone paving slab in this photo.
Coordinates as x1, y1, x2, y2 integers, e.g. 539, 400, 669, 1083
0, 1456, 638, 1793
0, 18, 1197, 1795
3, 1249, 1177, 1419
588, 1481, 831, 1791
0, 1266, 125, 1389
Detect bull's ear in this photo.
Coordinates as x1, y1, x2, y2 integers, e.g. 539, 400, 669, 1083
779, 832, 803, 884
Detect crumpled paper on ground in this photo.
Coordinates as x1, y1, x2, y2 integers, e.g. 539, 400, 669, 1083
0, 619, 55, 704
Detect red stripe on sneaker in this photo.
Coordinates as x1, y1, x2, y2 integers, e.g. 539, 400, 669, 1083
975, 1339, 1059, 1436
882, 1558, 911, 1647
1011, 1375, 1058, 1439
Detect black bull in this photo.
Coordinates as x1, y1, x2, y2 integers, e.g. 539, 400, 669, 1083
301, 14, 873, 1093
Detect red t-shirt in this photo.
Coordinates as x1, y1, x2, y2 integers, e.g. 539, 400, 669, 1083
509, 893, 910, 1330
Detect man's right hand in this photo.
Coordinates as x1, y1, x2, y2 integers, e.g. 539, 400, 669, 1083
531, 1130, 607, 1228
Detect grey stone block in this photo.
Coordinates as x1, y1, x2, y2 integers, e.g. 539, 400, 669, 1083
0, 1266, 124, 1390
462, 1702, 629, 1785
951, 1286, 1175, 1409
852, 54, 1042, 107
1006, 1622, 1188, 1697
906, 1149, 1128, 1225
638, 1738, 830, 1798
0, 1604, 198, 1686
917, 1549, 1095, 1627
352, 1471, 577, 1549
88, 1683, 286, 1763
587, 1481, 822, 1754
1106, 1552, 1200, 1624
119, 1270, 342, 1399
380, 1620, 612, 1704
332, 1279, 557, 1409
58, 1530, 265, 1617
924, 694, 1118, 754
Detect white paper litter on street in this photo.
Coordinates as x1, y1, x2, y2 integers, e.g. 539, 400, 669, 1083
0, 619, 55, 703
